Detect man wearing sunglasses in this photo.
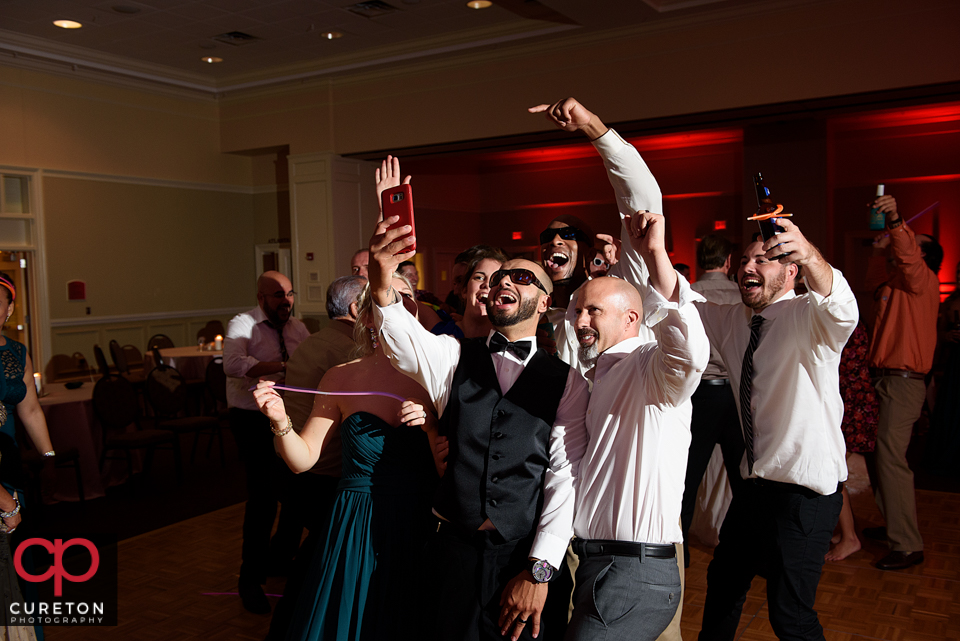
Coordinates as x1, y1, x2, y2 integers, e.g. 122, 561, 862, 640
369, 217, 589, 641
540, 215, 595, 309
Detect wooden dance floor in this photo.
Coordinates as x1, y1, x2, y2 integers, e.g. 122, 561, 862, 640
47, 485, 958, 641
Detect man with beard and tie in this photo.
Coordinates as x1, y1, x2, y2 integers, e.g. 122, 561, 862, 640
224, 270, 310, 614
368, 217, 589, 641
693, 227, 858, 641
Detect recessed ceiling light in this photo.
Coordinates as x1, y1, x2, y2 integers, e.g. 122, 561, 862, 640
53, 20, 83, 29
320, 31, 343, 40
201, 56, 223, 64
466, 0, 492, 8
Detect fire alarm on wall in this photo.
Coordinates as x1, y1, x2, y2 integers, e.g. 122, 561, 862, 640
66, 280, 86, 301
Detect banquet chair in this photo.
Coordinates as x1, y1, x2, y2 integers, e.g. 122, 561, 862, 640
196, 320, 225, 344
145, 362, 222, 465
45, 353, 90, 383
147, 334, 175, 351
93, 344, 112, 378
122, 345, 145, 372
15, 419, 85, 509
93, 375, 182, 484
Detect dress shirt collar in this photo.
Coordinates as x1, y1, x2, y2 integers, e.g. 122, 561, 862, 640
250, 305, 268, 324
485, 330, 537, 367
697, 271, 732, 282
750, 289, 797, 323
594, 336, 646, 378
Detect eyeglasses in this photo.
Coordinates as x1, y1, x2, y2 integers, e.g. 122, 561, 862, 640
539, 226, 591, 246
267, 290, 296, 299
489, 269, 548, 294
591, 256, 608, 268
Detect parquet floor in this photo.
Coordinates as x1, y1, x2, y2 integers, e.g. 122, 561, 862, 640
48, 483, 959, 640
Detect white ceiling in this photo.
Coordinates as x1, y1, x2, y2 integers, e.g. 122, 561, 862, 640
0, 0, 759, 94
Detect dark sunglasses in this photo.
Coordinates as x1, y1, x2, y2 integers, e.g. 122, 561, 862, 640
539, 226, 592, 246
489, 269, 549, 294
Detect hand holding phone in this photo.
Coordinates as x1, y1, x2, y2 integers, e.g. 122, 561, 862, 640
381, 184, 416, 255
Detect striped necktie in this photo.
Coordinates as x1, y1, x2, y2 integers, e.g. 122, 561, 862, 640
739, 315, 765, 475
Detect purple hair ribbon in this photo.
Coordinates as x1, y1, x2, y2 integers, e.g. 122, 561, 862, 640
248, 383, 407, 402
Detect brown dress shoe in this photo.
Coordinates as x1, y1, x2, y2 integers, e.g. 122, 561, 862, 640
875, 551, 924, 570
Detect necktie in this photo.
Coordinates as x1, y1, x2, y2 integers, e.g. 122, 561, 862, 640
739, 315, 764, 475
488, 333, 532, 360
266, 321, 289, 362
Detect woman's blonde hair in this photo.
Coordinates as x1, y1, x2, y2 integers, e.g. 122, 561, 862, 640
352, 271, 414, 358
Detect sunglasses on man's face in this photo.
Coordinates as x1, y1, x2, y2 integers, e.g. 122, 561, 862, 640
539, 226, 591, 246
489, 269, 549, 294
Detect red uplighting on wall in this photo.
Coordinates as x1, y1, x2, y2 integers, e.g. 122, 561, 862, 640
512, 231, 523, 240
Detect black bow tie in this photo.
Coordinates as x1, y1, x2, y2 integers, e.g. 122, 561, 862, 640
488, 333, 532, 360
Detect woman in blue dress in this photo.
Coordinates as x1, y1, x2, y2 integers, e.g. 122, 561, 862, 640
254, 273, 439, 641
0, 272, 54, 641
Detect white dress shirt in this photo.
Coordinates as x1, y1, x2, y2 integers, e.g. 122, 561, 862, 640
223, 306, 310, 411
694, 269, 859, 494
375, 299, 590, 569
570, 276, 709, 545
691, 272, 742, 380
554, 129, 660, 375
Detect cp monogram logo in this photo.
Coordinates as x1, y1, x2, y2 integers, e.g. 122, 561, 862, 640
14, 538, 100, 597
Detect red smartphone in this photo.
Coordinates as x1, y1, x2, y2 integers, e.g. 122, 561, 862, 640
381, 184, 416, 254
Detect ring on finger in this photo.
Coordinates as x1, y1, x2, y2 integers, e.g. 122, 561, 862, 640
516, 618, 528, 625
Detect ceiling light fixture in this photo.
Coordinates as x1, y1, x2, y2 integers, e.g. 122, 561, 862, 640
466, 0, 492, 8
201, 56, 223, 64
53, 20, 83, 29
320, 31, 343, 40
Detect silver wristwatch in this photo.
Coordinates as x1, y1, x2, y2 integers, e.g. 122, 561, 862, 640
529, 559, 556, 583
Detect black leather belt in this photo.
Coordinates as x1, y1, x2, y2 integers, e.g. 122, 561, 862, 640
871, 368, 925, 380
700, 379, 729, 386
573, 538, 676, 559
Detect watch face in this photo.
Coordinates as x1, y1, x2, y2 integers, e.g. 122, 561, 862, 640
532, 560, 554, 583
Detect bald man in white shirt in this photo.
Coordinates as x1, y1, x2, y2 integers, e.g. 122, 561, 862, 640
561, 209, 709, 641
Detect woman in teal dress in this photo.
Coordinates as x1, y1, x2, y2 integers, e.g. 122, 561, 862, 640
254, 274, 439, 641
0, 273, 55, 641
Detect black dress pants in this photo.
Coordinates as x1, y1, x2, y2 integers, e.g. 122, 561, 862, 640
229, 408, 298, 584
428, 523, 540, 641
698, 479, 842, 641
680, 380, 745, 567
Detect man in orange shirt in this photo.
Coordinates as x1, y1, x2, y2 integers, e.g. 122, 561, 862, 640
864, 194, 942, 571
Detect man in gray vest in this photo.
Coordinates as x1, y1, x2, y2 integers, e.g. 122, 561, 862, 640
369, 219, 589, 641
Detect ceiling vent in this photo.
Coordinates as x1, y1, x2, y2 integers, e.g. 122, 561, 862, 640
213, 31, 262, 47
347, 1, 399, 19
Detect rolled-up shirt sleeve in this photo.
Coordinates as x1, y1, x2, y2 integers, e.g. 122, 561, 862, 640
374, 299, 461, 415
223, 313, 259, 378
805, 267, 859, 361
641, 274, 710, 407
529, 369, 590, 569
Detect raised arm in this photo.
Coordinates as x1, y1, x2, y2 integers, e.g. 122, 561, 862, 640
761, 217, 833, 297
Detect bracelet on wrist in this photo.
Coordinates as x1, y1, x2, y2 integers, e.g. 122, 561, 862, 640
271, 415, 293, 437
42, 450, 55, 458
888, 217, 903, 229
1, 495, 20, 519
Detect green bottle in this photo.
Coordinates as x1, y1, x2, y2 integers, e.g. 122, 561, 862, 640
868, 184, 885, 230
